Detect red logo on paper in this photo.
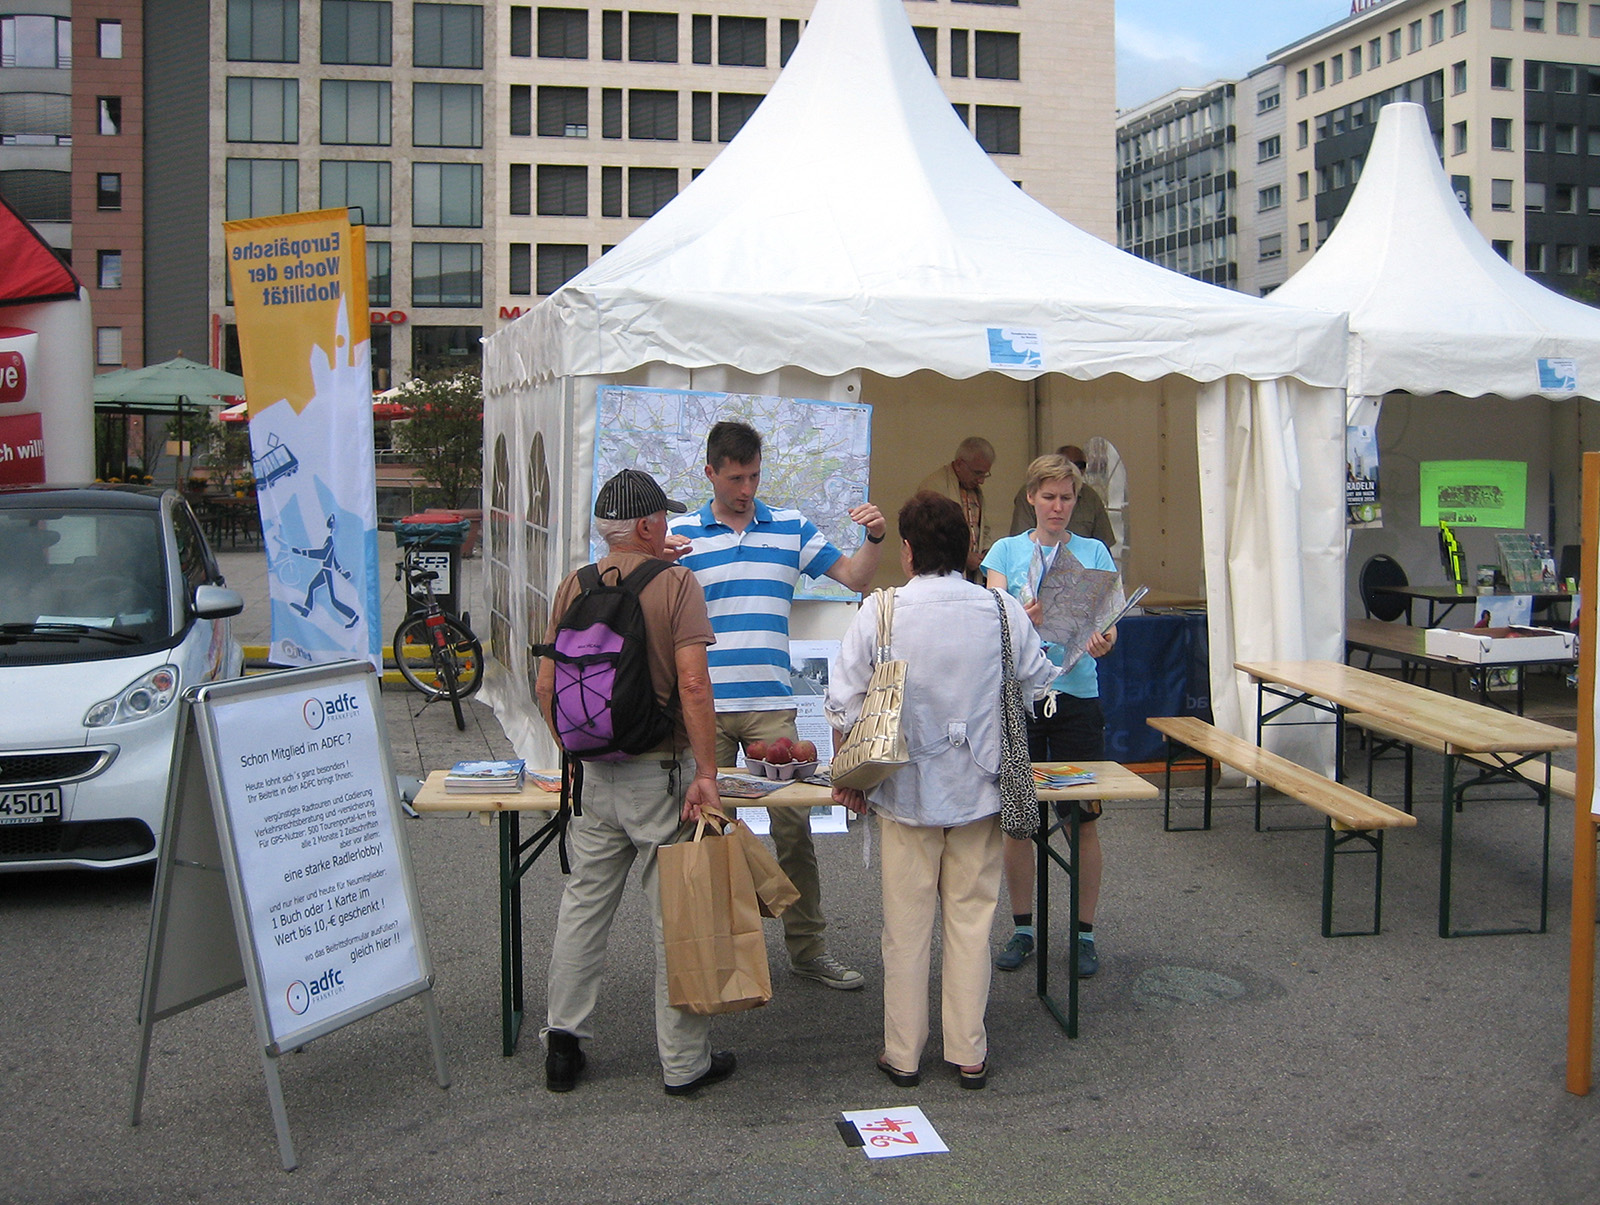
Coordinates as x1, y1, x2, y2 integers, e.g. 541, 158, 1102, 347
0, 351, 24, 404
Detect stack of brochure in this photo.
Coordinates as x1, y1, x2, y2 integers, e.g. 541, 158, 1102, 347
1033, 764, 1096, 790
445, 759, 526, 793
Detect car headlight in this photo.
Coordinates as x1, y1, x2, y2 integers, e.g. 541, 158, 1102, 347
85, 666, 180, 727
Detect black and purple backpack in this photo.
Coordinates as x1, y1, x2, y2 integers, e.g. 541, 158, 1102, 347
538, 559, 676, 760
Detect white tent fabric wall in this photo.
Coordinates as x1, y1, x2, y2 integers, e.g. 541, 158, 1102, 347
482, 0, 1351, 772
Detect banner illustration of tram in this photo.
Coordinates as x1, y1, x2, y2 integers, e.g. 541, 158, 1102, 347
223, 208, 379, 669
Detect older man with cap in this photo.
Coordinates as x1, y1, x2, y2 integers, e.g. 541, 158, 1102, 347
537, 468, 734, 1098
917, 436, 996, 582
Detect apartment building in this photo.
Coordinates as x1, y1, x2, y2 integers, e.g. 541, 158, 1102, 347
1272, 0, 1600, 288
0, 1, 1113, 383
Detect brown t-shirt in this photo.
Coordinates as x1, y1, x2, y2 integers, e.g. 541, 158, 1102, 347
545, 551, 714, 752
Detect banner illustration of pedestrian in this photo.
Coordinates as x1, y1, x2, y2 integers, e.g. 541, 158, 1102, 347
288, 514, 360, 628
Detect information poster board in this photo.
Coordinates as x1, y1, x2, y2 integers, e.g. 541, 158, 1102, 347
131, 661, 447, 1169
1418, 459, 1527, 528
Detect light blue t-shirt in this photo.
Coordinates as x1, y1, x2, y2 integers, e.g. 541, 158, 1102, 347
981, 531, 1115, 698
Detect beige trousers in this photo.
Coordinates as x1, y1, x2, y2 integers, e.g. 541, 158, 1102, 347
878, 810, 1004, 1072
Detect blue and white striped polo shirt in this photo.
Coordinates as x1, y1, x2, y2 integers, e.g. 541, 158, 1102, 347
669, 499, 842, 712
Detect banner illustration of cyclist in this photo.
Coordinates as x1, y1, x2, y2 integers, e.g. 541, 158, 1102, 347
223, 208, 380, 669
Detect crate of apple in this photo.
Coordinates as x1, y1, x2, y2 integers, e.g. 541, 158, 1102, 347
743, 737, 819, 779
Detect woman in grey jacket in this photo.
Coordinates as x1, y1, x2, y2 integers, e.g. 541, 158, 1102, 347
826, 491, 1052, 1090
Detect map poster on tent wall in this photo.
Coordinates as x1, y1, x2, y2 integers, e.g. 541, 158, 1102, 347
592, 386, 873, 600
1419, 460, 1527, 529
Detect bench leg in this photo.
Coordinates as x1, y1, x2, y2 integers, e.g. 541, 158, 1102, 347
1162, 740, 1212, 833
1323, 821, 1386, 938
1441, 751, 1555, 938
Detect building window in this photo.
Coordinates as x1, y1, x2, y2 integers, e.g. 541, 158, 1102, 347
1492, 239, 1513, 261
951, 28, 968, 77
692, 91, 712, 141
1527, 61, 1546, 89
225, 158, 298, 218
601, 9, 621, 59
412, 325, 482, 369
226, 0, 299, 63
1298, 223, 1310, 251
1, 15, 69, 68
537, 164, 587, 215
1453, 1, 1468, 33
602, 88, 621, 138
1589, 128, 1600, 154
1560, 1, 1580, 32
97, 97, 122, 136
227, 77, 299, 143
1258, 184, 1281, 211
1491, 57, 1512, 88
366, 238, 388, 305
631, 11, 677, 62
1552, 64, 1578, 91
0, 169, 69, 221
1588, 185, 1600, 212
1527, 242, 1547, 271
1491, 178, 1514, 209
97, 19, 122, 58
1297, 171, 1309, 200
414, 83, 482, 148
628, 166, 677, 217
96, 250, 123, 290
1528, 121, 1545, 150
321, 80, 390, 145
1369, 36, 1383, 64
1388, 28, 1402, 58
1526, 181, 1547, 209
1259, 234, 1283, 261
628, 89, 677, 140
97, 172, 121, 210
601, 164, 621, 216
1297, 68, 1308, 97
539, 7, 587, 57
509, 162, 530, 214
0, 92, 72, 145
1552, 183, 1577, 211
412, 243, 482, 306
1257, 134, 1281, 162
1452, 61, 1467, 93
1491, 117, 1513, 149
718, 16, 765, 66
975, 105, 1020, 154
1527, 0, 1547, 30
1407, 19, 1422, 50
780, 18, 799, 65
1332, 54, 1344, 84
1297, 119, 1309, 148
974, 30, 1019, 79
322, 0, 391, 65
536, 244, 586, 294
1559, 244, 1580, 273
510, 6, 531, 56
413, 162, 482, 226
1257, 88, 1280, 113
1592, 2, 1600, 35
321, 160, 390, 225
1313, 62, 1325, 90
96, 328, 122, 367
1430, 10, 1445, 42
414, 4, 481, 67
692, 13, 711, 63
1452, 120, 1467, 153
912, 26, 935, 72
1557, 123, 1578, 151
1350, 45, 1363, 76
719, 93, 761, 142
510, 84, 531, 136
509, 243, 531, 295
538, 87, 587, 137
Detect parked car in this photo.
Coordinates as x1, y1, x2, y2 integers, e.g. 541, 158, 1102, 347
0, 484, 244, 871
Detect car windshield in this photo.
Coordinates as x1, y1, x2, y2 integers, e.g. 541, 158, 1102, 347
0, 507, 173, 661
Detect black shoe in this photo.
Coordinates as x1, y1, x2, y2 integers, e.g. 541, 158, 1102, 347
877, 1056, 920, 1088
545, 1030, 586, 1093
664, 1050, 737, 1096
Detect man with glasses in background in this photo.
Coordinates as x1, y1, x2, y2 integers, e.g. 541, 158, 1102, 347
917, 436, 996, 582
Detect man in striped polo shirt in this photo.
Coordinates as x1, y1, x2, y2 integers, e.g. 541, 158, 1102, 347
669, 420, 887, 990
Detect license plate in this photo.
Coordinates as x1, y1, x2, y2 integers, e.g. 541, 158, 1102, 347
0, 787, 62, 824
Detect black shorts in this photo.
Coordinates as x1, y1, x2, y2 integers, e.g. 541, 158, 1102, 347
1027, 694, 1104, 824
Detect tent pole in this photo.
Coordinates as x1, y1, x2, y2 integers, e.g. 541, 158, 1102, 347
1027, 377, 1041, 459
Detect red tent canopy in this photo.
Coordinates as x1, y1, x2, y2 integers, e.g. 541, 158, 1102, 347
0, 192, 81, 305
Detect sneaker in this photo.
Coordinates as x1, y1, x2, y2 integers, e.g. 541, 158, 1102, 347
545, 1030, 586, 1093
995, 932, 1034, 972
791, 952, 865, 990
1076, 936, 1099, 978
664, 1050, 737, 1096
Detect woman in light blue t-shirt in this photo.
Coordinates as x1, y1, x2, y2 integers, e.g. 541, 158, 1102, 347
979, 452, 1117, 980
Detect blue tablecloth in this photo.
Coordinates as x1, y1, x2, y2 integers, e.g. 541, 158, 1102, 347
1097, 612, 1212, 763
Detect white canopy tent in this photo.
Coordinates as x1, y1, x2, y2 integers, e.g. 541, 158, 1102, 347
1273, 102, 1600, 600
482, 0, 1350, 767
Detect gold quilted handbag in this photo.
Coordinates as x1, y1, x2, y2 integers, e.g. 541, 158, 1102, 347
830, 588, 910, 790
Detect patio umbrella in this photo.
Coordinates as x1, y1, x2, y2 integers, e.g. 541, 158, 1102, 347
93, 356, 247, 483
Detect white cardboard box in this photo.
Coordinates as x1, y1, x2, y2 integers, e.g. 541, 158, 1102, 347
1424, 625, 1576, 664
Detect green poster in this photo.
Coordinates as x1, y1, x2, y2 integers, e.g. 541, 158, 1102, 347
1418, 460, 1527, 528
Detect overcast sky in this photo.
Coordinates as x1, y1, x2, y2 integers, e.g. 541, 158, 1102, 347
1117, 1, 1358, 110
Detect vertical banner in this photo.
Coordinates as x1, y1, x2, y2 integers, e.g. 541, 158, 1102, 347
224, 210, 379, 668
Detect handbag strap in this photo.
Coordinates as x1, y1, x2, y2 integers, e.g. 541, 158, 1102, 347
990, 588, 1016, 683
872, 587, 896, 663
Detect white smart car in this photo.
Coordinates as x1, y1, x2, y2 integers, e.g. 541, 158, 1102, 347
0, 485, 244, 871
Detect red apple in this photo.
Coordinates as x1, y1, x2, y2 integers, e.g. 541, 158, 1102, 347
745, 740, 769, 761
766, 743, 793, 765
793, 740, 817, 762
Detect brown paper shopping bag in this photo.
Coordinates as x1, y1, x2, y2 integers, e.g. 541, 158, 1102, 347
659, 813, 773, 1016
725, 816, 800, 919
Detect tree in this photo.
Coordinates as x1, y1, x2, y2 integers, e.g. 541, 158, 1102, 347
392, 366, 484, 509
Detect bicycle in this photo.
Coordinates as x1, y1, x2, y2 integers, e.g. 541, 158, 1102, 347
392, 540, 483, 730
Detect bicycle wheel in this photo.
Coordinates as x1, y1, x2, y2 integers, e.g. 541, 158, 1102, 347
392, 613, 484, 701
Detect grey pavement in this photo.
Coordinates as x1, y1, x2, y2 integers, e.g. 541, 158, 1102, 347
1, 551, 1598, 1202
